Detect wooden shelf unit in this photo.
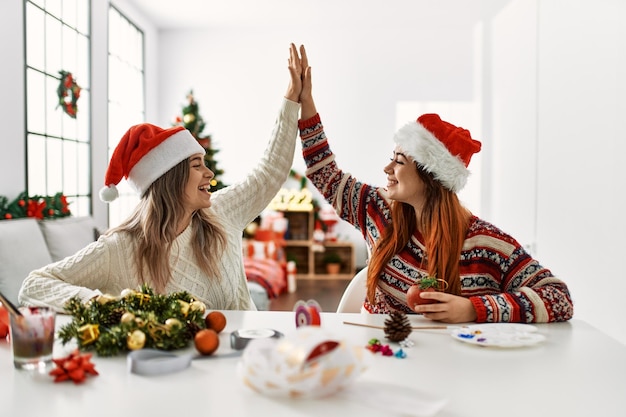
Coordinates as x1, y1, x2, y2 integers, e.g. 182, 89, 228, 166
281, 210, 355, 280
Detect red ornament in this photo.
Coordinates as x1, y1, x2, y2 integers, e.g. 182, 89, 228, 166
49, 349, 99, 384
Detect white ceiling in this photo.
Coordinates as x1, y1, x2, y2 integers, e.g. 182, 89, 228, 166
124, 0, 510, 30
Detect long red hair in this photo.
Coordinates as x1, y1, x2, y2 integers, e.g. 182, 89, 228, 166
367, 165, 471, 302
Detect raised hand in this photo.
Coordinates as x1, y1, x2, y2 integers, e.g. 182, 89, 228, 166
285, 43, 303, 102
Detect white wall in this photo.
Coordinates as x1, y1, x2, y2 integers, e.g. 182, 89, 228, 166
0, 0, 25, 198
535, 0, 626, 344
1, 0, 624, 344
488, 0, 626, 344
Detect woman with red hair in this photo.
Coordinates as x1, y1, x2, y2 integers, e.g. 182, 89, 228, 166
296, 45, 572, 323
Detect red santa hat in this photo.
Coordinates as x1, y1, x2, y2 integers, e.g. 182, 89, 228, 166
393, 114, 482, 192
99, 123, 205, 202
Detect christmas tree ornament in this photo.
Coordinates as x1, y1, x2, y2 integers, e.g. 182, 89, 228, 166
77, 324, 100, 345
127, 329, 146, 350
190, 300, 206, 314
194, 328, 219, 355
205, 311, 227, 333
96, 294, 117, 305
120, 312, 135, 324
183, 113, 195, 125
178, 300, 191, 316
120, 288, 136, 298
384, 311, 412, 342
165, 318, 182, 330
406, 276, 447, 308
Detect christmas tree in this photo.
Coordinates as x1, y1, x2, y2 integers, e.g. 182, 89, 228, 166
175, 90, 226, 191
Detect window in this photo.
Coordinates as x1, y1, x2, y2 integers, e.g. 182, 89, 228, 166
25, 0, 91, 216
107, 5, 145, 227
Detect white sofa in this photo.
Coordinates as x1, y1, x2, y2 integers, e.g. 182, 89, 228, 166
0, 216, 100, 306
0, 217, 270, 310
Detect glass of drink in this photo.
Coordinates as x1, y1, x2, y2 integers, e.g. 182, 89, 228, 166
9, 306, 56, 370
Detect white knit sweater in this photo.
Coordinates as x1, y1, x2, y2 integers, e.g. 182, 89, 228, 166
18, 98, 300, 312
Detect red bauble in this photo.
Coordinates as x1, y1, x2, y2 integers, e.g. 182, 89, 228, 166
406, 285, 438, 309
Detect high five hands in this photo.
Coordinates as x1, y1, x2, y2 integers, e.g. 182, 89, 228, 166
285, 43, 312, 105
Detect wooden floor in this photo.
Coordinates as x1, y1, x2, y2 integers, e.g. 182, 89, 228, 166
269, 278, 351, 313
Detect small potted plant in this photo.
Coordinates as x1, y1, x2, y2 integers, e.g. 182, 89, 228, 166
323, 251, 343, 275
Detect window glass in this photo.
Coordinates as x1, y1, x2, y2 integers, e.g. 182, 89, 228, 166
25, 0, 91, 217
107, 6, 145, 227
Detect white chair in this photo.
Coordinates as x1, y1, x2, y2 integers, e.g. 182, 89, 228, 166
336, 267, 368, 313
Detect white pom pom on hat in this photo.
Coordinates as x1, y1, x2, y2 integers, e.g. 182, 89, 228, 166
99, 185, 119, 202
100, 123, 205, 202
393, 114, 482, 193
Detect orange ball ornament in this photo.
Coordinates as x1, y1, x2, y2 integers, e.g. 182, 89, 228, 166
205, 311, 227, 333
194, 329, 220, 355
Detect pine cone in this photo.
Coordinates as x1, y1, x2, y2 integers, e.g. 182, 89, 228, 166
101, 308, 124, 327
384, 312, 412, 342
185, 321, 202, 339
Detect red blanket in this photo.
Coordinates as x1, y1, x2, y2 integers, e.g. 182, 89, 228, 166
244, 258, 286, 299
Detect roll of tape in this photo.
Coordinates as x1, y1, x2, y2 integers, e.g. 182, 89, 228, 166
230, 328, 283, 350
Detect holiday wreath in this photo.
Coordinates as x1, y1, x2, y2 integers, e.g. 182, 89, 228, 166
58, 285, 208, 357
57, 70, 82, 118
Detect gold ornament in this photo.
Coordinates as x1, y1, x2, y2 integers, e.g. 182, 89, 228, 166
120, 312, 135, 324
190, 300, 207, 314
183, 113, 196, 124
178, 300, 190, 317
77, 324, 100, 345
127, 330, 146, 350
120, 288, 136, 298
165, 318, 182, 330
134, 317, 146, 328
96, 294, 117, 304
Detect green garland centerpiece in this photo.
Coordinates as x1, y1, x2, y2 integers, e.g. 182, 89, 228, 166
58, 284, 207, 357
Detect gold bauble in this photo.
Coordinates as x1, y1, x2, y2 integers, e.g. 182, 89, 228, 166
165, 318, 182, 331
178, 300, 190, 317
127, 330, 146, 350
120, 288, 136, 298
190, 300, 207, 314
97, 294, 116, 304
120, 312, 135, 324
183, 113, 195, 124
134, 317, 146, 328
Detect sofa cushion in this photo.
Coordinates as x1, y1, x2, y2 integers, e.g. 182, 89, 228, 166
38, 216, 100, 261
0, 218, 53, 305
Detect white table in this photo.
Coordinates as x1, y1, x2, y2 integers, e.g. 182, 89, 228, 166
1, 311, 625, 417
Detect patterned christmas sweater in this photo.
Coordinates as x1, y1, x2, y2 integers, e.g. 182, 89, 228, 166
299, 114, 573, 323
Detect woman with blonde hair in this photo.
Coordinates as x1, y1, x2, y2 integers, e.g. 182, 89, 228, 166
296, 45, 572, 323
19, 43, 306, 312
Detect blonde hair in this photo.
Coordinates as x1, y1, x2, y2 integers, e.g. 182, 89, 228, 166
106, 158, 226, 293
367, 164, 471, 302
